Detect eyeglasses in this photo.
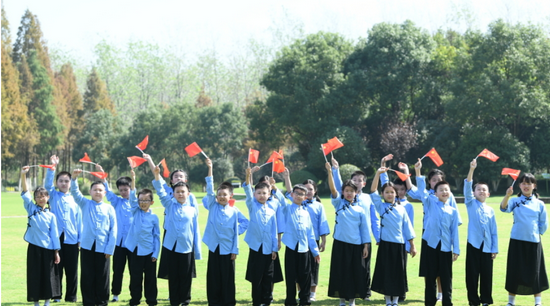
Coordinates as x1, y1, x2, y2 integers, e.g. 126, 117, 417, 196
294, 192, 306, 197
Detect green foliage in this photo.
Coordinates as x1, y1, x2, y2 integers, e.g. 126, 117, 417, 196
289, 170, 318, 186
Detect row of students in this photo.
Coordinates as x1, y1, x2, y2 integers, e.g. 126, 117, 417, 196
20, 154, 547, 306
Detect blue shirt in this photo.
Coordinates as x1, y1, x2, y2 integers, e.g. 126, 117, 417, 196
22, 191, 61, 250
286, 193, 330, 240
105, 182, 133, 247
45, 169, 82, 244
124, 190, 161, 258
332, 167, 380, 243
70, 180, 117, 255
408, 175, 463, 227
152, 179, 202, 259
159, 178, 199, 230
380, 172, 415, 251
202, 176, 240, 255
331, 193, 371, 245
279, 199, 320, 256
370, 191, 415, 244
268, 189, 286, 234
501, 194, 547, 243
422, 195, 460, 254
243, 183, 278, 254
464, 180, 498, 253
201, 196, 249, 236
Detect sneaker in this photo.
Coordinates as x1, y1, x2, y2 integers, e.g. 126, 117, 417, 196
111, 295, 119, 302
437, 293, 442, 301
310, 296, 316, 302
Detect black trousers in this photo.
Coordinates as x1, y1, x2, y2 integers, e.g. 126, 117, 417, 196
81, 243, 110, 306
129, 248, 157, 306
112, 244, 131, 295
424, 241, 453, 306
284, 245, 312, 306
27, 244, 60, 301
207, 247, 236, 306
466, 242, 493, 305
165, 245, 194, 306
246, 246, 274, 306
364, 242, 372, 298
54, 232, 79, 302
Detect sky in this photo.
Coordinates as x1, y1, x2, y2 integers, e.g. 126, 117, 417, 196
3, 0, 550, 63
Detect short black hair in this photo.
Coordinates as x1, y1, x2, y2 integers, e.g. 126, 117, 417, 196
218, 182, 233, 193
427, 169, 445, 182
350, 171, 366, 180
172, 181, 190, 192
116, 176, 132, 189
56, 171, 71, 181
254, 182, 270, 191
292, 184, 308, 193
434, 180, 450, 192
392, 178, 406, 186
138, 188, 154, 201
90, 180, 104, 190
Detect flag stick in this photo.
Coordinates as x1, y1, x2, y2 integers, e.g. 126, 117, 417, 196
80, 161, 98, 166
511, 180, 517, 188
28, 165, 41, 168
248, 149, 250, 169
136, 146, 145, 154
156, 161, 163, 167
258, 162, 269, 168
272, 170, 274, 177
330, 151, 334, 160
419, 155, 426, 161
321, 145, 328, 163
201, 151, 209, 159
474, 156, 479, 160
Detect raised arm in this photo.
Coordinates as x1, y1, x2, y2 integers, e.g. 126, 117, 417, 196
398, 162, 413, 191
131, 169, 136, 191
326, 162, 337, 198
381, 154, 393, 168
70, 169, 86, 206
143, 153, 157, 173
414, 159, 423, 177
500, 187, 513, 211
282, 168, 292, 195
45, 155, 59, 192
21, 166, 30, 192
466, 159, 476, 182
370, 167, 387, 193
331, 157, 343, 192
204, 159, 216, 210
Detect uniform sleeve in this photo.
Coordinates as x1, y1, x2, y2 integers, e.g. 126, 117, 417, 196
317, 204, 330, 236
489, 213, 498, 253
331, 192, 341, 209
359, 210, 372, 244
237, 209, 249, 235
105, 207, 118, 255
402, 211, 415, 241
231, 210, 239, 254
501, 197, 516, 213
153, 179, 172, 209
129, 189, 140, 214
332, 167, 343, 193
104, 181, 119, 206
193, 210, 202, 260
152, 215, 161, 259
463, 179, 474, 207
50, 214, 61, 250
204, 176, 216, 210
406, 203, 414, 229
451, 209, 460, 255
76, 206, 83, 243
539, 201, 548, 236
408, 176, 428, 202
370, 191, 383, 215
45, 169, 56, 194
307, 220, 320, 257
21, 191, 35, 214
243, 183, 254, 211
370, 203, 381, 243
380, 171, 389, 187
271, 214, 278, 253
70, 179, 87, 209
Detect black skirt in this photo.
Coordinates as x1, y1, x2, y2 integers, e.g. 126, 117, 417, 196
505, 239, 549, 295
327, 239, 368, 299
272, 252, 284, 283
157, 242, 196, 280
418, 237, 428, 277
371, 240, 408, 296
27, 244, 60, 301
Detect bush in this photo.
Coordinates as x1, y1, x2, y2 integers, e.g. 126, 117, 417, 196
290, 170, 319, 186
339, 164, 361, 182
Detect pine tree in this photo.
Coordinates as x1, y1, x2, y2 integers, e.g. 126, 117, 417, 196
83, 68, 115, 116
11, 9, 51, 73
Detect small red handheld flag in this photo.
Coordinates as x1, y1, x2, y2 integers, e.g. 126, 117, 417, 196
273, 159, 285, 173
228, 199, 236, 207
90, 172, 108, 180
477, 149, 499, 162
160, 158, 170, 178
322, 137, 344, 156
502, 168, 521, 180
266, 151, 283, 163
425, 148, 444, 167
39, 164, 55, 170
136, 136, 149, 151
80, 152, 92, 163
394, 170, 411, 181
185, 142, 203, 157
249, 149, 260, 164
127, 156, 147, 169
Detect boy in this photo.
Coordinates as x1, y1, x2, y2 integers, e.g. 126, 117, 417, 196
45, 155, 82, 303
203, 159, 244, 306
410, 161, 460, 306
279, 178, 321, 306
125, 187, 160, 306
70, 169, 117, 306
465, 159, 498, 306
331, 158, 380, 300
99, 166, 134, 302
243, 167, 278, 306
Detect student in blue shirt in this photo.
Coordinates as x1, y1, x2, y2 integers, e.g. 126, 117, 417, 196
283, 173, 330, 302
126, 187, 160, 306
370, 167, 417, 306
70, 169, 117, 306
20, 166, 61, 306
331, 157, 379, 301
44, 155, 82, 303
243, 167, 278, 306
151, 165, 201, 306
203, 158, 243, 306
279, 169, 321, 306
408, 160, 460, 306
464, 159, 498, 306
500, 173, 548, 306
96, 164, 134, 303
325, 162, 371, 306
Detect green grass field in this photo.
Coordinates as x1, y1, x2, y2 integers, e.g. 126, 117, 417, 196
2, 190, 549, 306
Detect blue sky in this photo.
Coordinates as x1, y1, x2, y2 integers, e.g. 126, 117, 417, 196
3, 0, 549, 61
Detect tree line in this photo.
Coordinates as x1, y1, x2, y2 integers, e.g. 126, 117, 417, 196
2, 8, 549, 193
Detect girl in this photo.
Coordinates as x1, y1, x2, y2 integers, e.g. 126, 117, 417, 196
325, 162, 371, 306
151, 165, 201, 306
20, 166, 61, 306
500, 173, 548, 306
370, 167, 417, 306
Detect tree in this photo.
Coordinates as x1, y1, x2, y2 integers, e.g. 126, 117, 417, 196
12, 9, 51, 74
82, 68, 115, 116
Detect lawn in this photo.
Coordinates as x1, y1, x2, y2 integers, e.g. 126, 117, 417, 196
2, 190, 549, 306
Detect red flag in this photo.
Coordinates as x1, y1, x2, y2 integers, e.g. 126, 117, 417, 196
394, 171, 411, 181
228, 199, 236, 207
90, 172, 108, 180
127, 156, 147, 168
249, 149, 260, 164
502, 168, 521, 180
39, 164, 55, 170
185, 142, 203, 157
477, 148, 499, 162
273, 159, 285, 173
266, 151, 283, 163
79, 152, 92, 163
425, 148, 444, 167
160, 158, 170, 178
278, 149, 284, 159
322, 137, 344, 155
136, 135, 149, 151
